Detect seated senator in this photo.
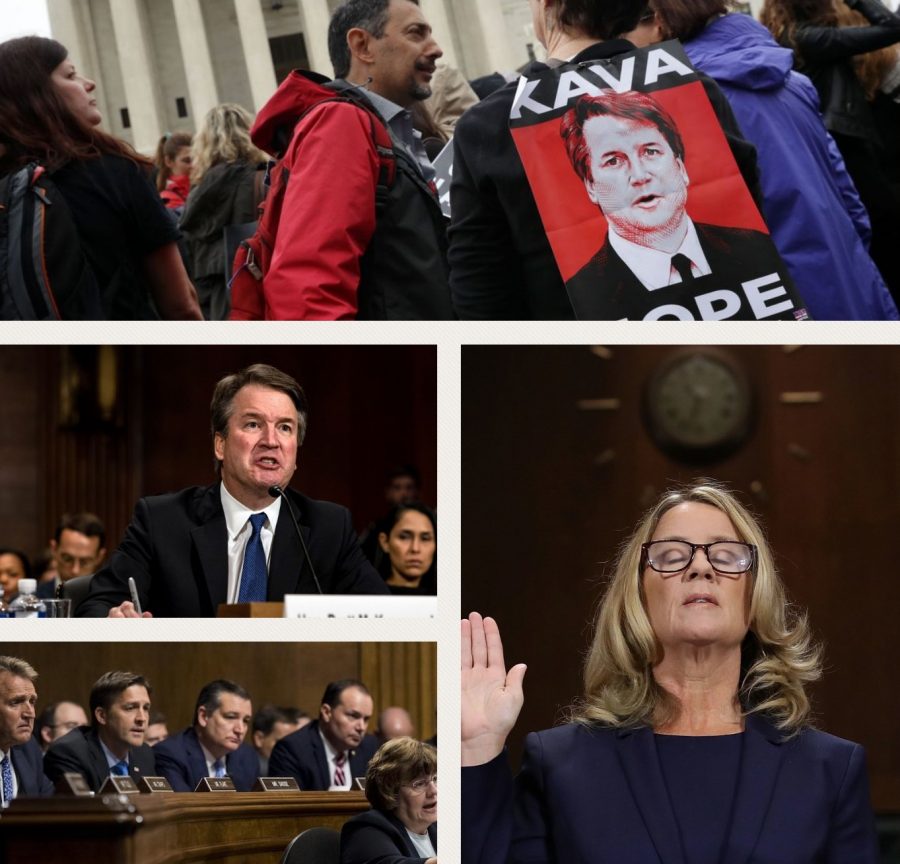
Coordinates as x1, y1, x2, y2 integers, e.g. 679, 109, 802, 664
76, 363, 389, 618
153, 679, 258, 791
461, 481, 879, 863
269, 678, 380, 790
341, 736, 437, 864
44, 671, 155, 792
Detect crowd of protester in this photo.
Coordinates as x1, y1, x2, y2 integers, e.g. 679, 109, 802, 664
0, 0, 898, 320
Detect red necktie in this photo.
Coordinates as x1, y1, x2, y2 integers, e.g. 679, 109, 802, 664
334, 752, 346, 787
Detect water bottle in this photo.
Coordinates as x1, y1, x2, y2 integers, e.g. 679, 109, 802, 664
0, 586, 7, 618
8, 579, 45, 618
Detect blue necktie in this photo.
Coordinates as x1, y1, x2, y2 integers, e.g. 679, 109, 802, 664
213, 758, 226, 778
1, 754, 13, 805
111, 759, 128, 776
238, 513, 268, 602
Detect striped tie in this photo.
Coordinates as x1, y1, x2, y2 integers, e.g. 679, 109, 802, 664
334, 752, 346, 788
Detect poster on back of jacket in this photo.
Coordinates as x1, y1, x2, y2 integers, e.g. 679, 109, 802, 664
509, 41, 810, 321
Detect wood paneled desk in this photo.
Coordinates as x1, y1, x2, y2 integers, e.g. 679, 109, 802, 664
0, 791, 369, 864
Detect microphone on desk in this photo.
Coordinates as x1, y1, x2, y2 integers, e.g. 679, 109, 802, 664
268, 485, 323, 594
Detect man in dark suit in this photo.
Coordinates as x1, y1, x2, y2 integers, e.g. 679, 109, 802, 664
0, 655, 53, 803
561, 90, 806, 320
37, 512, 107, 600
77, 363, 389, 618
268, 679, 380, 790
154, 679, 258, 791
44, 671, 155, 793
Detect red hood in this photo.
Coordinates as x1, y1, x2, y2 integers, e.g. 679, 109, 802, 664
252, 69, 337, 158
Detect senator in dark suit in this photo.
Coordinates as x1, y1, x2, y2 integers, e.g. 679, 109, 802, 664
566, 223, 805, 320
269, 720, 379, 790
44, 671, 155, 793
75, 364, 388, 618
341, 736, 438, 864
153, 679, 257, 791
269, 679, 378, 791
0, 657, 53, 802
9, 737, 53, 798
461, 482, 879, 863
44, 725, 155, 793
154, 727, 258, 792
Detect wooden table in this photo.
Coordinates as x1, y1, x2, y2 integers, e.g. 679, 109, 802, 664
0, 791, 369, 864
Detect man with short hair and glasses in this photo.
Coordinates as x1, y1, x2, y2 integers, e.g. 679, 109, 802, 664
37, 701, 89, 752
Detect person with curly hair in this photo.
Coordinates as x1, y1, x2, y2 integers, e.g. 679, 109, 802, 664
761, 0, 900, 299
179, 103, 268, 320
462, 481, 878, 863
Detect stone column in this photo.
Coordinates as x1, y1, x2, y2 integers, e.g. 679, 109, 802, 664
108, 0, 164, 153
297, 0, 333, 76
234, 0, 279, 111
172, 0, 219, 123
420, 0, 458, 68
453, 0, 521, 78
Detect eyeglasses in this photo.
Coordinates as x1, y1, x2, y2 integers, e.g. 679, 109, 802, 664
50, 721, 81, 733
404, 775, 437, 794
641, 540, 756, 576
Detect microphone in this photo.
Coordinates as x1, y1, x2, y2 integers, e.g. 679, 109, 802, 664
268, 485, 323, 595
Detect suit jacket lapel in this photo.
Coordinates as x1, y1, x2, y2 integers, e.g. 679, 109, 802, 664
87, 730, 113, 790
192, 485, 229, 609
185, 729, 210, 789
723, 714, 785, 864
310, 724, 330, 789
269, 491, 311, 600
615, 727, 686, 864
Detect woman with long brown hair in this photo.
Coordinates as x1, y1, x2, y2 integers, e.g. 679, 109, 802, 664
0, 36, 201, 320
761, 0, 900, 299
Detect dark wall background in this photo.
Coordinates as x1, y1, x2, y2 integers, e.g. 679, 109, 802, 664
0, 345, 436, 563
462, 345, 900, 810
4, 642, 437, 741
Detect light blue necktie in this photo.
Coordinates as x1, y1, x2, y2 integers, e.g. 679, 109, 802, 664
238, 513, 268, 602
1, 754, 13, 805
213, 758, 226, 779
111, 759, 128, 776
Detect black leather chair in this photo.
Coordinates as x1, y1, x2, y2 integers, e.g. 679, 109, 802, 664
279, 827, 340, 864
58, 573, 93, 615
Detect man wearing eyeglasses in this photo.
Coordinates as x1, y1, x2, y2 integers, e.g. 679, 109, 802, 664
37, 512, 107, 600
37, 701, 89, 753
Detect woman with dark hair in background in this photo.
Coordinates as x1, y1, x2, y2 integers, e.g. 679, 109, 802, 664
154, 131, 193, 213
341, 736, 437, 864
0, 548, 30, 604
378, 503, 436, 596
179, 103, 268, 320
624, 0, 897, 320
462, 481, 878, 863
0, 36, 201, 320
761, 0, 900, 300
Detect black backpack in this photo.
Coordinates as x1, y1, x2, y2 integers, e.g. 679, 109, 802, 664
0, 162, 103, 320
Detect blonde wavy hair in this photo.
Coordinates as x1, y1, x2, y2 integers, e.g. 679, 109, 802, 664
190, 102, 269, 186
571, 481, 821, 734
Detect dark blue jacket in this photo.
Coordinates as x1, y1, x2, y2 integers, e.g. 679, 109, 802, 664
268, 720, 379, 791
10, 737, 53, 797
462, 715, 878, 863
341, 809, 437, 864
153, 727, 258, 792
683, 13, 898, 321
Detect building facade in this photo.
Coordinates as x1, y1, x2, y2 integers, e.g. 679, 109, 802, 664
47, 0, 539, 153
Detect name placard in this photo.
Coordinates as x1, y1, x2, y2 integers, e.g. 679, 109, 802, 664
137, 776, 174, 793
99, 775, 139, 795
283, 595, 436, 619
195, 776, 237, 792
55, 772, 93, 796
252, 777, 300, 792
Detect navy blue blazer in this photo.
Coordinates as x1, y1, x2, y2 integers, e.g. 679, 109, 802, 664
43, 726, 156, 793
10, 737, 53, 797
153, 727, 258, 791
462, 715, 878, 863
341, 808, 437, 864
268, 720, 379, 791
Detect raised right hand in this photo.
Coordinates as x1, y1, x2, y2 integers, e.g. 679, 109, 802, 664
461, 611, 526, 766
